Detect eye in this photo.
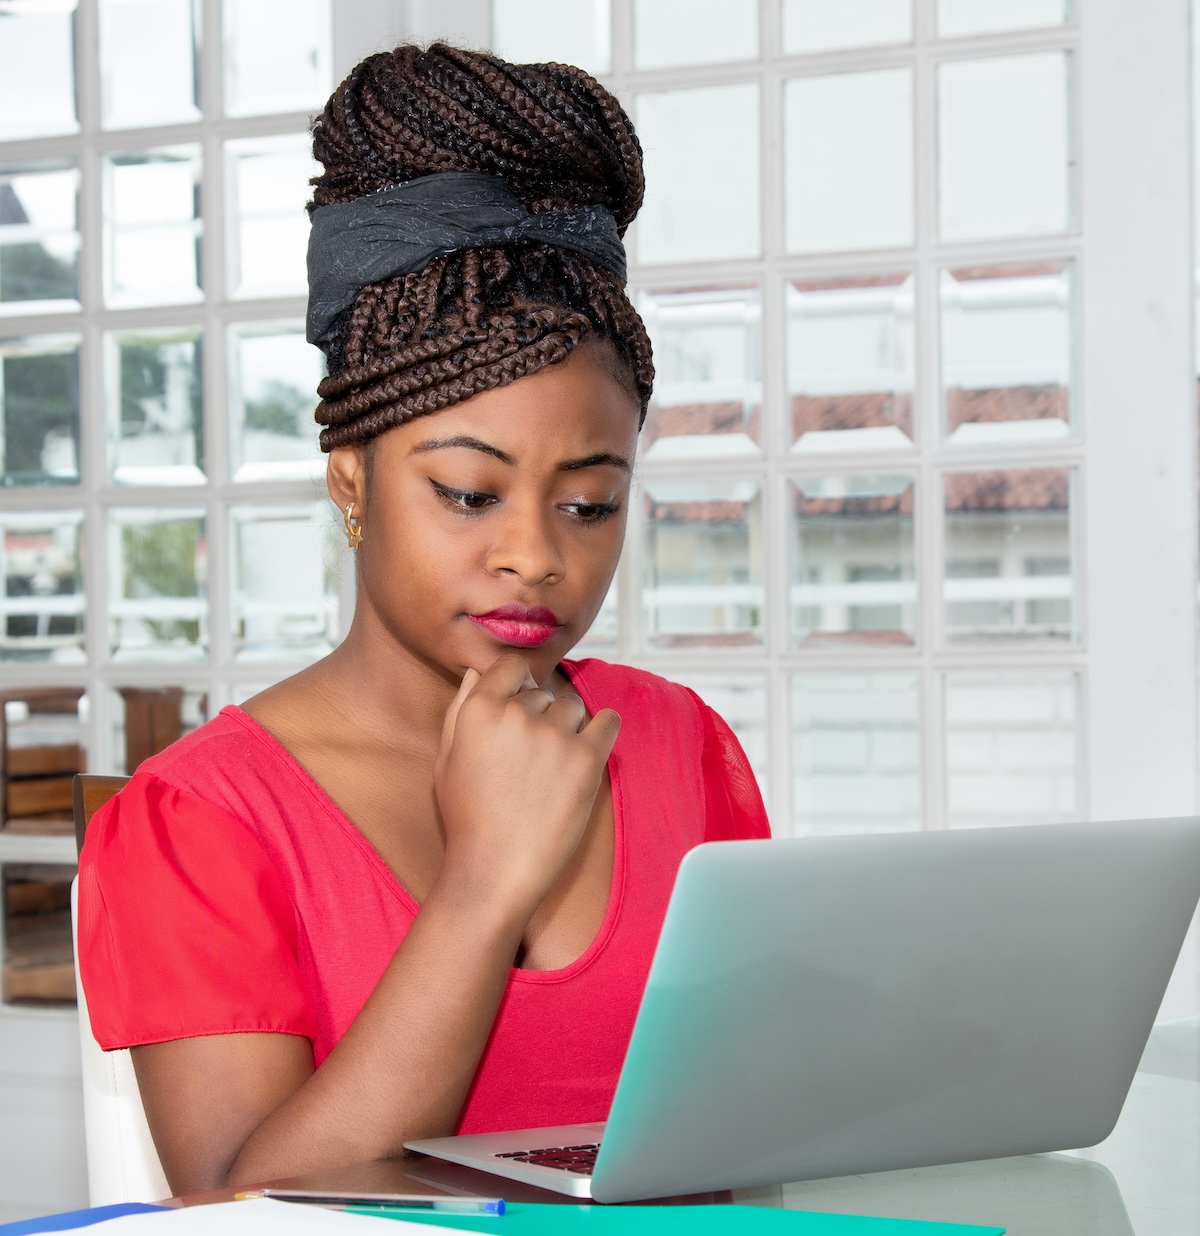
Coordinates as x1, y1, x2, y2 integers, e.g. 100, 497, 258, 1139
563, 500, 620, 524
431, 480, 497, 513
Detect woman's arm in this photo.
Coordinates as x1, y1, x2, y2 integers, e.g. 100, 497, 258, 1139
133, 870, 528, 1192
131, 655, 620, 1195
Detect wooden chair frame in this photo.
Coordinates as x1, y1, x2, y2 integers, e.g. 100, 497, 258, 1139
72, 775, 130, 857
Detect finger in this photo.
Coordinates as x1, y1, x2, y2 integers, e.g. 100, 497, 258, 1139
543, 693, 589, 733
514, 685, 557, 716
476, 652, 539, 700
580, 708, 621, 762
439, 667, 481, 757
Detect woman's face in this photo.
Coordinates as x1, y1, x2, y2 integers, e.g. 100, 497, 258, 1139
331, 343, 641, 685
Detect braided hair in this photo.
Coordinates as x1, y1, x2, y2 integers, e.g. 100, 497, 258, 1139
309, 43, 655, 452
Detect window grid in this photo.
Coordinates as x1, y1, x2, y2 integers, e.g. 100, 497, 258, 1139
584, 0, 1087, 833
0, 0, 348, 845
0, 1, 1090, 851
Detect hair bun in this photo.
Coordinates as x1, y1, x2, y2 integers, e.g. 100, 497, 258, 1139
311, 43, 644, 233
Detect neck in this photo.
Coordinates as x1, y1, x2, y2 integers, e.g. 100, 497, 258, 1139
313, 613, 462, 749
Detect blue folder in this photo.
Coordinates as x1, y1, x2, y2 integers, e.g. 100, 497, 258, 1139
0, 1204, 170, 1234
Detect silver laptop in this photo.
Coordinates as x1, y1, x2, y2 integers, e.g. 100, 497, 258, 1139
405, 817, 1200, 1203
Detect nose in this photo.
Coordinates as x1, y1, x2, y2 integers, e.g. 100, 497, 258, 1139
484, 499, 565, 585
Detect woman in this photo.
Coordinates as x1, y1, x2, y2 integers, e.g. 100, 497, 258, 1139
78, 43, 768, 1195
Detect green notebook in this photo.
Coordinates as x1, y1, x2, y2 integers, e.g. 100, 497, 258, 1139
386, 1203, 1004, 1235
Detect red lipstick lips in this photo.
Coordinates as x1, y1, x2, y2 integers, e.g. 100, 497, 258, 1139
469, 605, 563, 648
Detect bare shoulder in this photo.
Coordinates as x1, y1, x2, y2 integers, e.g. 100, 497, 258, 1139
241, 664, 317, 722
240, 660, 352, 766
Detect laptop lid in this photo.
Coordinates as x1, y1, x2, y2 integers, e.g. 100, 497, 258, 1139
590, 817, 1200, 1202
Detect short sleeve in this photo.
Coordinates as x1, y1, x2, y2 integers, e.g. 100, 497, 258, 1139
77, 771, 315, 1050
686, 692, 772, 842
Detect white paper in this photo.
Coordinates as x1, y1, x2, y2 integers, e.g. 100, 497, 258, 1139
84, 1198, 450, 1234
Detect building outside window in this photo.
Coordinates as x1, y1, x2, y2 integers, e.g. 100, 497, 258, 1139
493, 0, 1092, 837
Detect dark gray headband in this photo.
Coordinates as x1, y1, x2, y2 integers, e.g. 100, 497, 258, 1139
305, 171, 628, 347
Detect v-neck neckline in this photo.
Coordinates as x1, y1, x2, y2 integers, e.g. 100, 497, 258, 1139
224, 658, 627, 983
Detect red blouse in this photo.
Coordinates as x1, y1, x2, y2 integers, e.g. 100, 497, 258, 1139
77, 658, 769, 1134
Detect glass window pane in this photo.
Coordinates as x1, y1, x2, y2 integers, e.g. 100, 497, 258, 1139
785, 69, 913, 254
576, 580, 617, 652
491, 0, 611, 74
639, 286, 760, 462
104, 146, 202, 308
941, 262, 1072, 445
670, 673, 768, 796
939, 52, 1071, 242
634, 0, 756, 68
790, 475, 915, 646
226, 135, 314, 298
2, 863, 77, 1003
1, 335, 80, 488
229, 322, 323, 482
99, 0, 199, 130
0, 163, 80, 311
110, 685, 206, 774
945, 672, 1078, 828
637, 84, 760, 264
792, 673, 920, 835
783, 0, 911, 54
109, 508, 207, 661
943, 467, 1074, 644
643, 476, 763, 647
788, 274, 913, 453
0, 3, 78, 141
231, 503, 338, 662
107, 328, 204, 486
224, 0, 331, 117
1, 691, 85, 834
938, 0, 1069, 38
0, 512, 84, 662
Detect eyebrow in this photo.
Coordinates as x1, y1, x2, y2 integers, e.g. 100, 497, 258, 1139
560, 452, 632, 473
412, 435, 514, 465
411, 436, 631, 474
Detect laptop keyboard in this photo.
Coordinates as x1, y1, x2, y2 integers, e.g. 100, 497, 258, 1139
493, 1143, 600, 1174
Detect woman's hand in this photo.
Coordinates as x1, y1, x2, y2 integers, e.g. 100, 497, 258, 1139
433, 654, 620, 913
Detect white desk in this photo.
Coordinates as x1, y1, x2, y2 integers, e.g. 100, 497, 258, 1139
751, 1018, 1199, 1235
216, 1019, 1198, 1234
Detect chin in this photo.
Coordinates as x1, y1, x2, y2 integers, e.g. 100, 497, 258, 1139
464, 637, 569, 682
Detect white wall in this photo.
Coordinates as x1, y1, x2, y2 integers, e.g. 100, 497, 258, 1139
0, 1011, 88, 1222
1082, 0, 1199, 1019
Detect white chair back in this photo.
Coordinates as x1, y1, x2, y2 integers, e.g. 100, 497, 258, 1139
71, 878, 170, 1204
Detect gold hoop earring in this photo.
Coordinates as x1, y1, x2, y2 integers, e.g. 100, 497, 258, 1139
343, 502, 363, 550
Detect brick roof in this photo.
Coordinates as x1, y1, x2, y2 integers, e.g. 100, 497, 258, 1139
947, 385, 1067, 432
642, 382, 1071, 519
792, 392, 913, 440
646, 384, 1067, 452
